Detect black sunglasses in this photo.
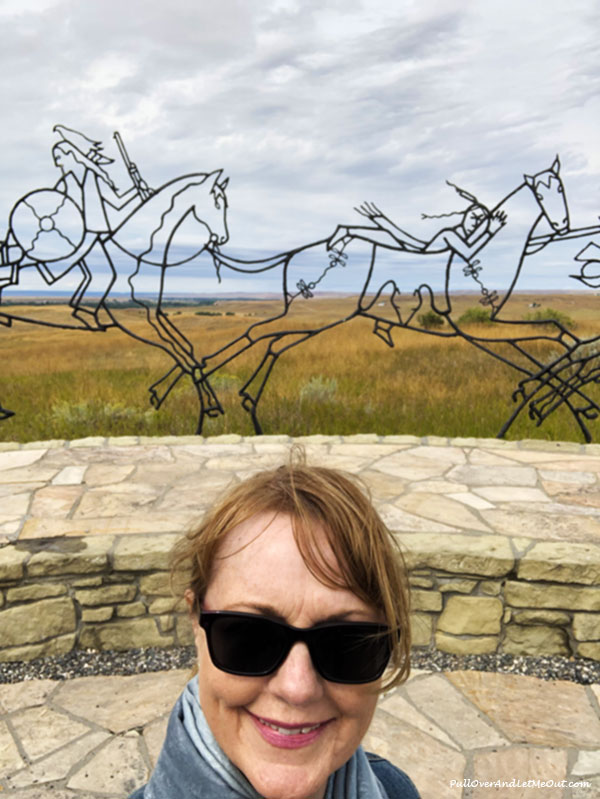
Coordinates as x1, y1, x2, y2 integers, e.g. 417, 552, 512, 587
199, 610, 391, 684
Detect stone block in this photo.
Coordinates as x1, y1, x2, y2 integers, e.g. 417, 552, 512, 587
0, 546, 27, 581
503, 624, 570, 656
438, 596, 502, 635
512, 610, 570, 627
410, 613, 432, 647
505, 581, 600, 611
116, 602, 146, 618
139, 572, 172, 596
435, 632, 498, 655
79, 617, 174, 651
27, 536, 114, 576
176, 615, 195, 646
157, 614, 175, 632
401, 533, 514, 577
578, 642, 600, 660
439, 579, 476, 594
148, 596, 183, 614
410, 589, 442, 612
0, 633, 75, 662
75, 584, 137, 606
82, 606, 114, 623
6, 582, 67, 602
113, 534, 178, 571
0, 597, 76, 647
71, 576, 103, 587
573, 613, 600, 641
518, 541, 600, 585
480, 581, 501, 596
408, 575, 433, 588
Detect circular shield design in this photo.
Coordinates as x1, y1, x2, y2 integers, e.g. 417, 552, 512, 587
10, 189, 85, 262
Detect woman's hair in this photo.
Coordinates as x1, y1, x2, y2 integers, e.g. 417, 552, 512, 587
171, 453, 411, 689
52, 141, 114, 186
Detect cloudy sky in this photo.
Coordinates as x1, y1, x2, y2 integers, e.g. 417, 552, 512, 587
2, 0, 599, 296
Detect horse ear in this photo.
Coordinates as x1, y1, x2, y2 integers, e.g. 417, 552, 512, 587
210, 169, 223, 187
220, 177, 229, 190
551, 155, 561, 174
524, 174, 534, 187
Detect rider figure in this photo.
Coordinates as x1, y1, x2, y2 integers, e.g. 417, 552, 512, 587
329, 181, 507, 264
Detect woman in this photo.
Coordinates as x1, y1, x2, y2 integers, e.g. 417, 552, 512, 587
130, 459, 420, 798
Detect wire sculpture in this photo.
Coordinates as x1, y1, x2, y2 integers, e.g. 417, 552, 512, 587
1, 128, 600, 440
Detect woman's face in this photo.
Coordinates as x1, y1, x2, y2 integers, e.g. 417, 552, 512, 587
463, 205, 488, 235
190, 512, 382, 799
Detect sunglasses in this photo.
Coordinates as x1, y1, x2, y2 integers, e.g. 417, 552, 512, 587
199, 610, 391, 684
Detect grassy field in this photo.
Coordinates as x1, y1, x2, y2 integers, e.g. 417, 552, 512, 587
1, 294, 599, 443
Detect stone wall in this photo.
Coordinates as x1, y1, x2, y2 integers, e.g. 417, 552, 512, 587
1, 530, 599, 663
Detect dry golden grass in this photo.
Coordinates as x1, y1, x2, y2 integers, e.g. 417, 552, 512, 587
1, 295, 599, 442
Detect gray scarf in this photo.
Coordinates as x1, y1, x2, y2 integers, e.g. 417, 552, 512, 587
144, 678, 388, 798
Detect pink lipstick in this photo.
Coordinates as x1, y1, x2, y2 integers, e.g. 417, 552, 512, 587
248, 712, 331, 749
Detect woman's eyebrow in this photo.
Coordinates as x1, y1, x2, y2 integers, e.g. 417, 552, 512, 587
240, 603, 369, 624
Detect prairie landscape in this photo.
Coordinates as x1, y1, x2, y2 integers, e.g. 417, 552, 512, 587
1, 293, 599, 443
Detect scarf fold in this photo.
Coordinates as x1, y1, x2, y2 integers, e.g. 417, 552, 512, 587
144, 678, 387, 799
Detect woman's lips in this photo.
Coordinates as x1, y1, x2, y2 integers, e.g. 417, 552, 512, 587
248, 711, 332, 749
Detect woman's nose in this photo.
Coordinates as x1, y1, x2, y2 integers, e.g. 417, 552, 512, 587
267, 642, 325, 705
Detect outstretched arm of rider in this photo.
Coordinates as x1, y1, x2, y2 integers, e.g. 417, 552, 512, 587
355, 202, 425, 249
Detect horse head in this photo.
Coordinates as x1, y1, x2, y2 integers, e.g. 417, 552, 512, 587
524, 156, 569, 235
204, 169, 229, 248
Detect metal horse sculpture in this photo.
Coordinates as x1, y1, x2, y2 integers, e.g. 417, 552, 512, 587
1, 129, 600, 440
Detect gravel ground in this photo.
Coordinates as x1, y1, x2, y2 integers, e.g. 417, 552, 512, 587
0, 647, 598, 685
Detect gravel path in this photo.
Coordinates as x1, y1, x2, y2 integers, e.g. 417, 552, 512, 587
1, 646, 598, 684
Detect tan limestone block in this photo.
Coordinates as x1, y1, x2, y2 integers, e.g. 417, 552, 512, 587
578, 641, 600, 660
410, 612, 433, 647
404, 444, 465, 463
409, 575, 434, 588
74, 484, 159, 518
26, 535, 114, 576
518, 541, 600, 585
30, 485, 82, 517
0, 633, 75, 662
71, 576, 103, 587
446, 492, 495, 510
505, 580, 600, 611
473, 485, 549, 503
511, 609, 570, 626
6, 582, 67, 602
364, 706, 465, 799
469, 448, 525, 466
410, 589, 442, 612
572, 748, 600, 776
435, 632, 498, 655
396, 492, 492, 532
157, 614, 175, 632
480, 580, 501, 595
51, 465, 88, 485
409, 480, 469, 494
82, 605, 114, 622
471, 747, 568, 799
439, 580, 477, 594
378, 692, 458, 749
116, 601, 147, 618
0, 597, 76, 647
0, 545, 28, 581
139, 571, 172, 596
0, 719, 25, 775
404, 673, 508, 750
359, 470, 407, 500
0, 466, 58, 484
54, 670, 188, 733
447, 670, 600, 747
75, 583, 137, 606
143, 715, 170, 768
85, 463, 135, 485
113, 533, 179, 571
401, 533, 514, 577
503, 624, 570, 656
10, 705, 92, 761
67, 732, 148, 794
448, 463, 538, 486
0, 679, 56, 713
373, 450, 452, 481
380, 504, 458, 533
482, 508, 600, 544
6, 731, 110, 789
573, 614, 600, 641
80, 616, 173, 650
148, 596, 184, 614
0, 492, 31, 516
438, 596, 502, 635
519, 439, 583, 454
176, 614, 195, 645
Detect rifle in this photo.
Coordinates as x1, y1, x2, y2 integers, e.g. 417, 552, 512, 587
113, 132, 153, 201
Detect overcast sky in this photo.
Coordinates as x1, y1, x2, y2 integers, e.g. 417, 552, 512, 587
2, 0, 599, 295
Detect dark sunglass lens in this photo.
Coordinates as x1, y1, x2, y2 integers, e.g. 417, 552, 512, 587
209, 615, 286, 676
312, 625, 390, 683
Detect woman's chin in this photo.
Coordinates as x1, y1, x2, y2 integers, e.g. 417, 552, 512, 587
247, 765, 327, 799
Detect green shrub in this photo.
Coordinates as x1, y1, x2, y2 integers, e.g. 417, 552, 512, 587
417, 310, 445, 329
524, 307, 575, 329
458, 307, 493, 325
